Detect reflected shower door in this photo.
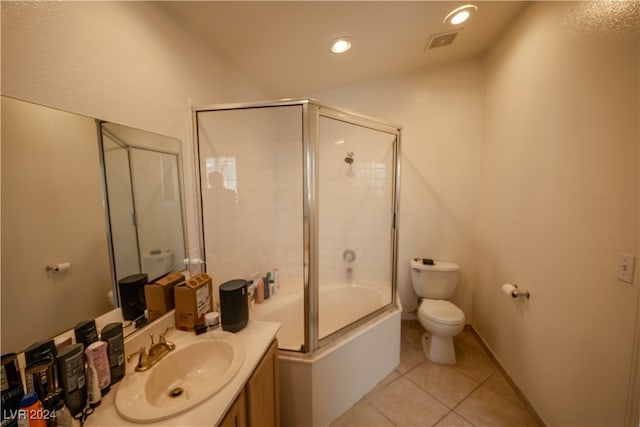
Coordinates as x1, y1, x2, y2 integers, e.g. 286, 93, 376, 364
317, 115, 397, 340
129, 149, 184, 280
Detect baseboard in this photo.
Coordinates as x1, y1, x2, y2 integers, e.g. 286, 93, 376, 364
469, 325, 547, 427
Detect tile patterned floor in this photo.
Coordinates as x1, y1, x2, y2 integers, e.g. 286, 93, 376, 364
330, 320, 541, 427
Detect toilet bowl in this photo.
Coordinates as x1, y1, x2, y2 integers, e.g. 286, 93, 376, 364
417, 299, 465, 364
410, 259, 465, 364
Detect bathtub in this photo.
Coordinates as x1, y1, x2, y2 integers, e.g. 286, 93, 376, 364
251, 279, 401, 427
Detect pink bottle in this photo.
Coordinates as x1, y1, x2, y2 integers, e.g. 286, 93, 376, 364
85, 341, 111, 395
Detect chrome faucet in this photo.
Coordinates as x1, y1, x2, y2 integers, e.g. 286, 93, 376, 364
127, 326, 175, 372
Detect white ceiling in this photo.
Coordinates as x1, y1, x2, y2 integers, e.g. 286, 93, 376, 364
158, 1, 528, 98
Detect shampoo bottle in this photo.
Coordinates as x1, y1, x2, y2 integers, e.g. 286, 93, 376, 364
24, 340, 57, 365
85, 342, 110, 396
273, 268, 280, 294
264, 272, 271, 299
74, 321, 98, 350
55, 344, 86, 416
100, 323, 124, 384
255, 279, 265, 304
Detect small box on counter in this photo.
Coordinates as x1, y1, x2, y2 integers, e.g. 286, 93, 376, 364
174, 273, 213, 331
144, 272, 185, 321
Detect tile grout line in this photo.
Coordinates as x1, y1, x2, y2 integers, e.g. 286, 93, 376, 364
448, 381, 484, 427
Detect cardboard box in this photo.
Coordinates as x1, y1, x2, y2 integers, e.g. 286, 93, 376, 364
144, 272, 185, 321
174, 273, 213, 331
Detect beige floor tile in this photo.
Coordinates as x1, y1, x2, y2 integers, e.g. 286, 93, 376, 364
434, 411, 475, 427
330, 398, 394, 427
401, 320, 424, 350
452, 342, 496, 383
483, 371, 523, 407
455, 386, 538, 427
368, 376, 449, 427
454, 329, 486, 354
334, 322, 540, 427
365, 370, 401, 398
396, 335, 426, 374
405, 360, 480, 408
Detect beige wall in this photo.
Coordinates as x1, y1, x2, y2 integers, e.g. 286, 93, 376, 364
476, 2, 639, 425
1, 1, 266, 258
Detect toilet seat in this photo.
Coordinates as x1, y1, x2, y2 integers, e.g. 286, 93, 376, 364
419, 299, 465, 325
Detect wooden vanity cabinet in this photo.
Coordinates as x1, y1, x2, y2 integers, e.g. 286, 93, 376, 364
219, 339, 280, 427
219, 388, 247, 427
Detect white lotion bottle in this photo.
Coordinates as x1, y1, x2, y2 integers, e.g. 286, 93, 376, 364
85, 365, 101, 408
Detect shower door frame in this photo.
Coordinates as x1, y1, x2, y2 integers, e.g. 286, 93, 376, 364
192, 98, 402, 355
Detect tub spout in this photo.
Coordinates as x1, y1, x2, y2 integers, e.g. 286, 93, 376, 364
346, 267, 353, 281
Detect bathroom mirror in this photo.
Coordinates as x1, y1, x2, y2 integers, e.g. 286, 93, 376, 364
100, 122, 187, 285
1, 96, 188, 353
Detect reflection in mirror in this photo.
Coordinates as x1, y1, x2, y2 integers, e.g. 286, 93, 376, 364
1, 96, 114, 353
100, 123, 187, 285
1, 96, 189, 353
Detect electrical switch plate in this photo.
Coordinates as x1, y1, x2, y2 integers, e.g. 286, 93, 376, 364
617, 253, 636, 284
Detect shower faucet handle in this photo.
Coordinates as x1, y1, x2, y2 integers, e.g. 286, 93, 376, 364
343, 249, 356, 263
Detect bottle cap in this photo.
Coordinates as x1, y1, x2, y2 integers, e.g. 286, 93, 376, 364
20, 391, 38, 407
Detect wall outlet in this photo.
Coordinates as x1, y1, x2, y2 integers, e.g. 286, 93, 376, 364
617, 253, 636, 284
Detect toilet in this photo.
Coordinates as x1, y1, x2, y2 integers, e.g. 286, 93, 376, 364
141, 250, 174, 282
410, 258, 465, 364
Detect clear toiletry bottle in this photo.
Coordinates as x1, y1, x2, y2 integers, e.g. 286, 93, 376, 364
43, 392, 74, 427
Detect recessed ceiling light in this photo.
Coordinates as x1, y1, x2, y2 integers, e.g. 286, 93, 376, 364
331, 37, 352, 54
444, 4, 478, 26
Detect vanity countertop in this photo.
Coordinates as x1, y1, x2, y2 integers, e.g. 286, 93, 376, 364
85, 320, 280, 427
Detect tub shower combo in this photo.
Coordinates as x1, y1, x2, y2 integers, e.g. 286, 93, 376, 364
193, 99, 402, 426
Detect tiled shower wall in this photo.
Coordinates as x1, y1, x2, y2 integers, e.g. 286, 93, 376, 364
318, 117, 395, 285
198, 106, 303, 297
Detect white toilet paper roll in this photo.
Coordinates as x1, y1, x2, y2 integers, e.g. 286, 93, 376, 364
47, 262, 71, 273
502, 283, 516, 297
56, 262, 71, 272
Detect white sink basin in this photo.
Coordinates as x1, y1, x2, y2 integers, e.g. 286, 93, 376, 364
115, 331, 245, 423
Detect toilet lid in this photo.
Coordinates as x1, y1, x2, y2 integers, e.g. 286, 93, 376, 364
419, 299, 465, 325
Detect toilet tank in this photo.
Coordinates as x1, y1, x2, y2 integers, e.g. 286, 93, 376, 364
410, 259, 459, 299
141, 250, 174, 282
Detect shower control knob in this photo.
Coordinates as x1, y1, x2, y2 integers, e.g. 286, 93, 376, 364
343, 249, 356, 263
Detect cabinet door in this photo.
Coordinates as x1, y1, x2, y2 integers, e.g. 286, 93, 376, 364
246, 339, 280, 427
219, 388, 247, 427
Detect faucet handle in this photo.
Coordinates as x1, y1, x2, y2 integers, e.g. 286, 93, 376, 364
127, 346, 148, 367
159, 326, 174, 343
148, 332, 155, 345
159, 326, 176, 351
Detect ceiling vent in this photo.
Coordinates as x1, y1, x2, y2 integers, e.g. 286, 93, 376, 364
426, 31, 459, 50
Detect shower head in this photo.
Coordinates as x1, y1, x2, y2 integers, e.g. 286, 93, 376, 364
345, 152, 354, 164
